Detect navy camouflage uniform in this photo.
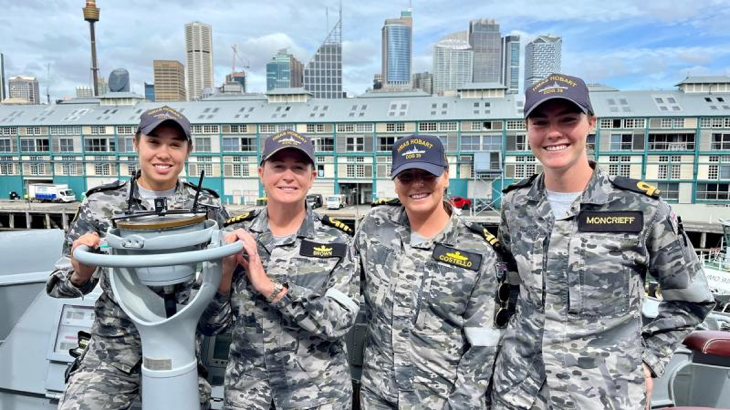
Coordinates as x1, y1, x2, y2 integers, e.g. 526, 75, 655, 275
356, 200, 502, 409
47, 178, 226, 409
491, 165, 715, 410
198, 208, 360, 409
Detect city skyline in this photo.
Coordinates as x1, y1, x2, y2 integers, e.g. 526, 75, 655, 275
1, 0, 729, 101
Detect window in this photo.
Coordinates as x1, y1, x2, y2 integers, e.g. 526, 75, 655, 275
648, 133, 694, 151
20, 138, 50, 152
116, 126, 134, 135
657, 155, 682, 180
117, 137, 135, 153
0, 161, 15, 175
514, 134, 529, 151
59, 138, 74, 152
607, 156, 631, 177
655, 182, 679, 201
336, 123, 355, 133
197, 157, 214, 175
461, 135, 480, 151
385, 123, 406, 132
623, 119, 646, 129
194, 137, 211, 153
60, 156, 81, 176
94, 162, 112, 176
311, 137, 334, 152
700, 117, 730, 128
355, 123, 373, 133
438, 122, 458, 132
0, 139, 11, 152
610, 134, 635, 151
90, 126, 107, 135
708, 155, 730, 180
229, 124, 248, 134
418, 122, 437, 132
127, 162, 138, 176
713, 133, 730, 150
482, 135, 502, 151
506, 120, 526, 130
600, 119, 623, 129
378, 136, 395, 151
226, 156, 250, 177
514, 156, 537, 178
346, 136, 365, 152
25, 127, 43, 136
306, 124, 326, 134
85, 138, 115, 152
697, 183, 730, 200
1, 127, 18, 136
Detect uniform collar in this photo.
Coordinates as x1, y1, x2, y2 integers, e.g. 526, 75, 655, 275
525, 161, 609, 205
249, 206, 316, 240
393, 202, 461, 249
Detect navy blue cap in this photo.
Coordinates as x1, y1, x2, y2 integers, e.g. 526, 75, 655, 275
391, 135, 447, 178
524, 73, 594, 118
261, 130, 315, 164
138, 106, 191, 141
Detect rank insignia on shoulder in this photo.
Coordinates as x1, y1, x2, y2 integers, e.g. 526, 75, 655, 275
467, 223, 500, 248
322, 215, 353, 235
611, 177, 661, 198
300, 239, 347, 258
502, 174, 537, 194
371, 198, 401, 207
224, 210, 258, 227
432, 244, 482, 271
578, 211, 643, 233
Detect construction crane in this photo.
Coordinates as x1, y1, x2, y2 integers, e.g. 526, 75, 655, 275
231, 45, 250, 74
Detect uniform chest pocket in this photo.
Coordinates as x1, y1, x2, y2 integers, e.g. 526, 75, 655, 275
568, 233, 639, 318
289, 256, 340, 291
416, 260, 478, 332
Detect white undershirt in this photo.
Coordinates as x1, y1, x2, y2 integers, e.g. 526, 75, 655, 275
136, 185, 176, 209
545, 189, 582, 220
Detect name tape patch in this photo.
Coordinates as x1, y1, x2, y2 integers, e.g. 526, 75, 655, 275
300, 239, 346, 259
432, 244, 482, 271
578, 211, 643, 233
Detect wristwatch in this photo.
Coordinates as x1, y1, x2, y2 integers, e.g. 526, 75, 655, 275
265, 280, 284, 303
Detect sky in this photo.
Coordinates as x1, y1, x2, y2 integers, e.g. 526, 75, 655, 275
1, 0, 730, 101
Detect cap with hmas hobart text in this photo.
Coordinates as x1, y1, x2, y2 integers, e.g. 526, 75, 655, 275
390, 134, 447, 178
524, 73, 594, 118
137, 106, 192, 141
261, 130, 316, 164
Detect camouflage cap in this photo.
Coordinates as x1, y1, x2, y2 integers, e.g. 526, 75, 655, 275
524, 73, 594, 118
391, 134, 447, 178
137, 105, 191, 141
261, 130, 315, 164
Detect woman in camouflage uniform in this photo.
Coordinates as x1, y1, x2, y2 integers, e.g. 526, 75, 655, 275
355, 134, 504, 409
47, 106, 226, 409
199, 130, 359, 409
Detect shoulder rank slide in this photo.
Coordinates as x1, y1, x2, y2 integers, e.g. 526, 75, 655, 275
85, 180, 125, 197
224, 210, 258, 227
610, 176, 661, 198
300, 239, 347, 258
371, 198, 401, 207
322, 215, 353, 236
467, 222, 500, 248
502, 174, 537, 194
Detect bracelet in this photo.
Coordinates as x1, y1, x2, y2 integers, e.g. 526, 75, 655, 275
266, 280, 284, 303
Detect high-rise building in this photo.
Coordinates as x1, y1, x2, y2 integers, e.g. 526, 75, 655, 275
469, 19, 501, 83
525, 35, 562, 90
501, 35, 520, 94
0, 53, 6, 102
226, 72, 247, 93
303, 14, 343, 99
412, 71, 433, 94
266, 49, 303, 91
8, 75, 40, 104
382, 10, 412, 88
185, 21, 214, 101
145, 82, 155, 101
432, 32, 473, 94
153, 60, 186, 102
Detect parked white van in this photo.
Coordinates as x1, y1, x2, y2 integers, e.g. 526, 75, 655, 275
326, 194, 347, 210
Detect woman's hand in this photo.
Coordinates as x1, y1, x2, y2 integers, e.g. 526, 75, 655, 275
219, 229, 247, 295
70, 232, 101, 286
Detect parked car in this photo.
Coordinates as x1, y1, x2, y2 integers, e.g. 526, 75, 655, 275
449, 196, 472, 210
306, 194, 324, 209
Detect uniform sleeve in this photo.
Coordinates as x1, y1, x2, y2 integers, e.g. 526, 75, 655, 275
208, 196, 229, 227
198, 285, 234, 336
447, 249, 502, 409
46, 198, 101, 298
642, 202, 715, 377
272, 236, 361, 341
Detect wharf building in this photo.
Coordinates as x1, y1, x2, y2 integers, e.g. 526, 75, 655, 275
1, 77, 730, 206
